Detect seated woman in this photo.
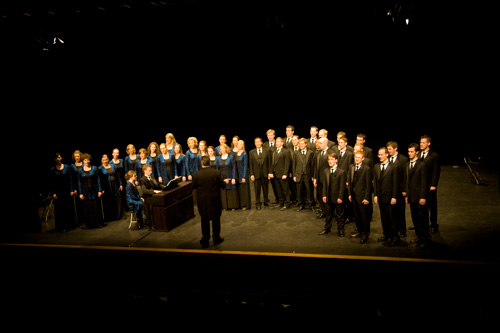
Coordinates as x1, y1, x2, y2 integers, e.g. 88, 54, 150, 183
125, 170, 144, 229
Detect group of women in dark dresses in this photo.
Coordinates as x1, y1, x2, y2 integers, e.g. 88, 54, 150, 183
49, 133, 251, 232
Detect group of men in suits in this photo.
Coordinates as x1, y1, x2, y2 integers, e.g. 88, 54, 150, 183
248, 126, 440, 247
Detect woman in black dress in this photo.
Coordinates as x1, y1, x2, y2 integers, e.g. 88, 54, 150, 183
99, 154, 123, 222
78, 153, 103, 229
50, 153, 76, 232
216, 144, 239, 210
235, 140, 251, 210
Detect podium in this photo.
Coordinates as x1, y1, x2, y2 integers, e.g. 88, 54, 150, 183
145, 181, 194, 231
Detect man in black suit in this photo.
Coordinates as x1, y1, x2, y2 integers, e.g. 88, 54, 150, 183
319, 153, 347, 236
270, 137, 291, 210
249, 137, 270, 210
263, 129, 278, 204
419, 135, 440, 234
348, 151, 373, 244
405, 143, 430, 248
337, 135, 354, 222
313, 137, 334, 217
387, 141, 409, 237
293, 138, 314, 211
192, 156, 228, 248
374, 147, 400, 246
306, 126, 319, 151
140, 164, 165, 229
356, 133, 374, 165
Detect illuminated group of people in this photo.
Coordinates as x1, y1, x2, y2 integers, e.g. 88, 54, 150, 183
49, 127, 440, 247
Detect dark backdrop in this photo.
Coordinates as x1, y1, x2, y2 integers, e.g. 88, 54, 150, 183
6, 0, 494, 194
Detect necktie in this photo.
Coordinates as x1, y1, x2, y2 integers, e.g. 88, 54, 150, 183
410, 161, 415, 169
277, 148, 281, 154
422, 151, 427, 160
302, 150, 306, 156
258, 149, 261, 155
331, 167, 334, 174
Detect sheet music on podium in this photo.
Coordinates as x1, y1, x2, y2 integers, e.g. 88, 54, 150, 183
162, 176, 182, 191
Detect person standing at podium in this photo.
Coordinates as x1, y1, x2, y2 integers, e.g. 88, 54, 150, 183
192, 155, 228, 248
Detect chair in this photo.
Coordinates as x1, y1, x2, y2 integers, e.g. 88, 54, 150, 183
464, 157, 485, 185
128, 204, 138, 229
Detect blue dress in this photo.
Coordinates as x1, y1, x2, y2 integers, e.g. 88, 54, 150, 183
126, 182, 143, 215
185, 149, 201, 178
77, 166, 103, 228
216, 154, 239, 209
50, 164, 76, 231
98, 164, 123, 221
124, 155, 138, 174
136, 156, 153, 180
157, 152, 175, 185
174, 154, 187, 178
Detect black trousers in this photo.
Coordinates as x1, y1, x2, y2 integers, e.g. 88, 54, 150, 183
296, 176, 313, 206
253, 177, 269, 205
379, 202, 397, 240
201, 217, 221, 241
410, 202, 430, 241
276, 178, 290, 206
323, 201, 346, 231
352, 196, 370, 236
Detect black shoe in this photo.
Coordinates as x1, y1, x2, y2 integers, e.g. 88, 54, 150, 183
430, 226, 439, 234
339, 230, 345, 237
200, 240, 209, 248
316, 213, 325, 219
360, 237, 368, 244
213, 237, 224, 245
318, 230, 330, 235
351, 232, 361, 238
297, 205, 304, 212
256, 204, 262, 210
410, 237, 421, 244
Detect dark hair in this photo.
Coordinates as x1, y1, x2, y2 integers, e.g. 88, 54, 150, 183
201, 155, 211, 167
408, 143, 420, 151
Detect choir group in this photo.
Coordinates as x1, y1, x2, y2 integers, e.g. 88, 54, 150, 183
49, 127, 440, 247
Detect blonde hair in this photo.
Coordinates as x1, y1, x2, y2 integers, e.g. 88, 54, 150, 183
165, 133, 177, 145
72, 150, 82, 162
187, 137, 198, 147
126, 144, 136, 154
219, 143, 230, 154
238, 140, 246, 152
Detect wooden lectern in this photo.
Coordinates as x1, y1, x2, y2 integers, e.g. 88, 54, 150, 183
145, 181, 194, 231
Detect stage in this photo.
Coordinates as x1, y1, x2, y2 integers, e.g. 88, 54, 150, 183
2, 165, 500, 328
4, 165, 500, 262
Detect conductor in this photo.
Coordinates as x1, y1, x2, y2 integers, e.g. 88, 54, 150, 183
192, 155, 228, 248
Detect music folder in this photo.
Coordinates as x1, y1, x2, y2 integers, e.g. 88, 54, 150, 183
162, 176, 181, 191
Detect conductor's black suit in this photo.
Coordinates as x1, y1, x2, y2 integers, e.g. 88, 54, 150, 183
192, 167, 226, 243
